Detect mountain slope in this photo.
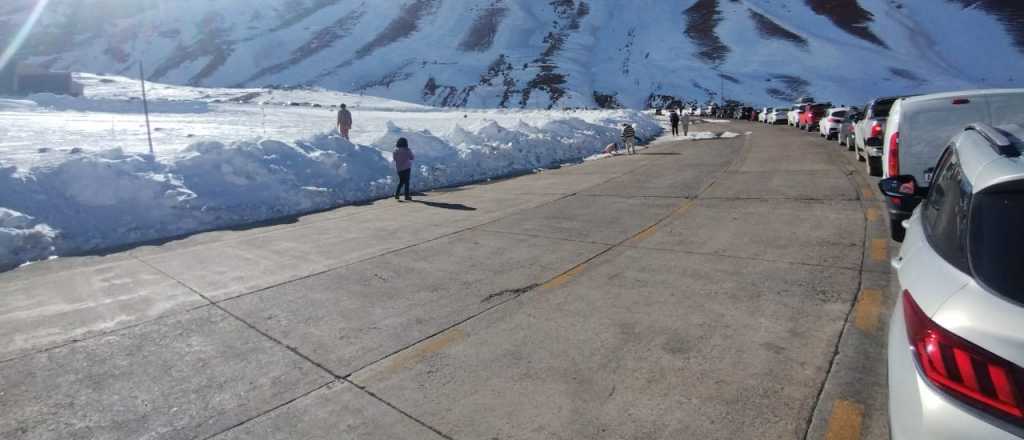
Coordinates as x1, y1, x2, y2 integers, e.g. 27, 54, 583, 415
2, 0, 1023, 108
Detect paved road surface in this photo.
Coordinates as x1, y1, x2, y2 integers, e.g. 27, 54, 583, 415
0, 120, 896, 439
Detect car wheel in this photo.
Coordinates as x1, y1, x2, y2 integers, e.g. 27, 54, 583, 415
846, 136, 855, 151
890, 218, 906, 242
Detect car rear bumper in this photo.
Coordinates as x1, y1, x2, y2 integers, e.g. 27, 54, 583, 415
888, 301, 1022, 439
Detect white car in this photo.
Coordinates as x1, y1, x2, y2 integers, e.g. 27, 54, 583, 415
758, 107, 771, 123
882, 88, 1024, 240
818, 107, 849, 139
767, 109, 788, 125
787, 106, 804, 127
882, 122, 1024, 440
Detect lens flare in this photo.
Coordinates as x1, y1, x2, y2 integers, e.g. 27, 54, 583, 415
0, 0, 52, 72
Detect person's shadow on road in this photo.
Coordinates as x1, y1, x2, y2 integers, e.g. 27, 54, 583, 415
409, 200, 477, 211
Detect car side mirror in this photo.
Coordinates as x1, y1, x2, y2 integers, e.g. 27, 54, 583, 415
879, 175, 922, 199
866, 137, 883, 147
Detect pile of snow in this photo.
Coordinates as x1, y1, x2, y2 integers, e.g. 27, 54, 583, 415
0, 112, 659, 270
0, 99, 40, 111
0, 208, 57, 269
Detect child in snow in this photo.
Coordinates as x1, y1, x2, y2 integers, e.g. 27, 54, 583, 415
603, 142, 619, 155
393, 137, 415, 201
621, 123, 637, 155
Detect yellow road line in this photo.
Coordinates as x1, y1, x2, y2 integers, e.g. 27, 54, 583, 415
629, 200, 695, 245
670, 200, 696, 217
548, 200, 695, 289
542, 264, 586, 290
853, 288, 884, 334
865, 208, 880, 222
631, 225, 658, 243
378, 328, 466, 378
869, 239, 888, 262
825, 400, 864, 440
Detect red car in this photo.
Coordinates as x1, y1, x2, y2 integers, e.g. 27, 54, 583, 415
798, 103, 831, 132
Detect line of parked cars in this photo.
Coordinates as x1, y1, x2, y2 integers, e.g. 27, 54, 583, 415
766, 88, 1024, 440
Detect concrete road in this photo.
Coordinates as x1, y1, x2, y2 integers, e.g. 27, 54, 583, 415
0, 120, 895, 439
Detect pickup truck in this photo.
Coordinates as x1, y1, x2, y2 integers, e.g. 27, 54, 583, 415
854, 96, 899, 176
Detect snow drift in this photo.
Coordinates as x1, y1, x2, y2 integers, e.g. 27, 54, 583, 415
0, 111, 659, 270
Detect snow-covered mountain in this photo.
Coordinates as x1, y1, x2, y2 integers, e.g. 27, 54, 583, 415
2, 0, 1023, 108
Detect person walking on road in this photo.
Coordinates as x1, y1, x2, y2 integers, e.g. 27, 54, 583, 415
681, 111, 691, 137
393, 137, 415, 201
669, 109, 681, 136
621, 123, 637, 155
337, 103, 353, 140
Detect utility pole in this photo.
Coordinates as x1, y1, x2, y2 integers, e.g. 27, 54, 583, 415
720, 77, 725, 106
139, 61, 154, 156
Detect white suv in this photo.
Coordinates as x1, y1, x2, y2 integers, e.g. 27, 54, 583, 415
882, 122, 1024, 440
818, 107, 849, 140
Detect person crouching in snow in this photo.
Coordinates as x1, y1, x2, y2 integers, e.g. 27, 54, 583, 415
621, 123, 637, 155
603, 142, 619, 155
393, 137, 415, 201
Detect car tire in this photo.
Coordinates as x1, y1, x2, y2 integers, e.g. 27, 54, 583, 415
890, 218, 906, 242
847, 136, 855, 151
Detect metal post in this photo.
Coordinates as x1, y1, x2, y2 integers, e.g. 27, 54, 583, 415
139, 61, 154, 155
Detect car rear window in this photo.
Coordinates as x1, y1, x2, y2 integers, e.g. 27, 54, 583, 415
970, 180, 1024, 304
987, 93, 1024, 126
832, 110, 848, 118
871, 99, 896, 117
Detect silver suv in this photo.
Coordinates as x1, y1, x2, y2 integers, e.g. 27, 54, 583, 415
881, 122, 1024, 439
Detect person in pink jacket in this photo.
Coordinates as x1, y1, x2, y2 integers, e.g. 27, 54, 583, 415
392, 137, 415, 201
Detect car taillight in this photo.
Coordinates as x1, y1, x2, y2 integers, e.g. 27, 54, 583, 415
903, 290, 1024, 426
888, 132, 900, 176
870, 122, 883, 138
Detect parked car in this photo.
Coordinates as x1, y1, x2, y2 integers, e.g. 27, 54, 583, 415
818, 107, 849, 139
788, 105, 805, 127
799, 103, 830, 132
767, 108, 788, 125
838, 110, 862, 149
854, 96, 900, 176
881, 122, 1024, 440
882, 88, 1024, 241
758, 107, 771, 123
734, 106, 753, 120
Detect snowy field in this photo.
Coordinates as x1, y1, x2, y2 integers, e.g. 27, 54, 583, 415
0, 74, 663, 270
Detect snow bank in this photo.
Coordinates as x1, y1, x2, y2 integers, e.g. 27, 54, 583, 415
0, 99, 40, 111
0, 208, 57, 269
28, 93, 210, 114
0, 112, 659, 270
